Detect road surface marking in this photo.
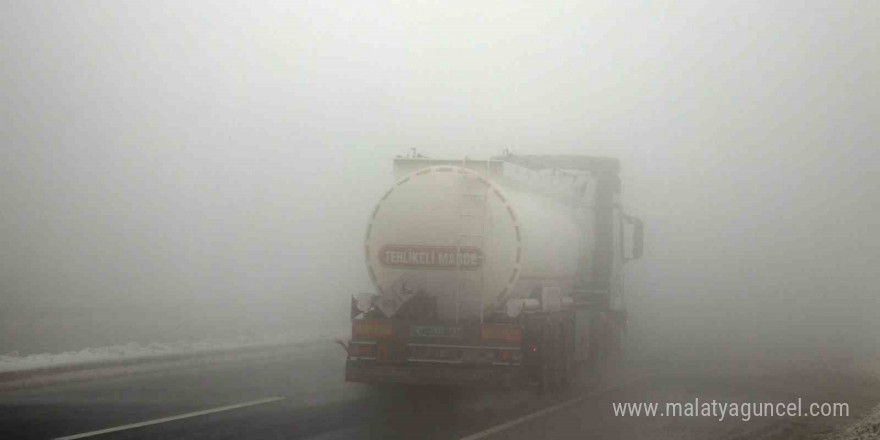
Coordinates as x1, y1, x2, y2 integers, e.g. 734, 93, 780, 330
54, 396, 286, 440
458, 376, 649, 440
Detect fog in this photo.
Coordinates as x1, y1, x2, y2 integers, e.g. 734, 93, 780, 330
2, 0, 877, 368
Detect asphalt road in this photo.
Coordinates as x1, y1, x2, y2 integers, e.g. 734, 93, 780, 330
1, 341, 878, 440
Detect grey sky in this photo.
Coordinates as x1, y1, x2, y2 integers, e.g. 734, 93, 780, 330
2, 1, 877, 353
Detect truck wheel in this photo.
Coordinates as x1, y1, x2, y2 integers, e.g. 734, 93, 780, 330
550, 324, 564, 390
598, 316, 625, 381
558, 321, 573, 388
610, 319, 625, 365
538, 323, 560, 394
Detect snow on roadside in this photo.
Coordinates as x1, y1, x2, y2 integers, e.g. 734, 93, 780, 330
822, 403, 880, 440
0, 330, 339, 373
820, 354, 880, 439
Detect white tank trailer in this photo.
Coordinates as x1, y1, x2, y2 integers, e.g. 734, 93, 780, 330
345, 154, 643, 389
365, 163, 590, 321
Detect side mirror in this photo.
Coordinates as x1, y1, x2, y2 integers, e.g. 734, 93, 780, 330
624, 215, 644, 261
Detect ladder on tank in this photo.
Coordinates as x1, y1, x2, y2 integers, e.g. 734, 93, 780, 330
454, 159, 490, 323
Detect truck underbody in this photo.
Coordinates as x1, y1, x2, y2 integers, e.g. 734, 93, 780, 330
343, 304, 625, 390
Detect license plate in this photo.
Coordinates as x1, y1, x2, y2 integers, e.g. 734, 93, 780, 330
410, 325, 463, 338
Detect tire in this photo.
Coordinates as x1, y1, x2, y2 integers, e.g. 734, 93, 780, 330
598, 315, 625, 381
550, 324, 563, 390
609, 317, 626, 366
558, 320, 573, 388
538, 322, 559, 394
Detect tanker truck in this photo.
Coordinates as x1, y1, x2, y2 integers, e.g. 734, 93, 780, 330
341, 153, 643, 390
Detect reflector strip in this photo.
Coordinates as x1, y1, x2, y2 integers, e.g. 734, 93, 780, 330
408, 343, 521, 350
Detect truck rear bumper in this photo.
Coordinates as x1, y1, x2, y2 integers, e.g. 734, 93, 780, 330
345, 360, 523, 388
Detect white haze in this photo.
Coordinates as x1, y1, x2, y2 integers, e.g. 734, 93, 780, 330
1, 1, 877, 366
